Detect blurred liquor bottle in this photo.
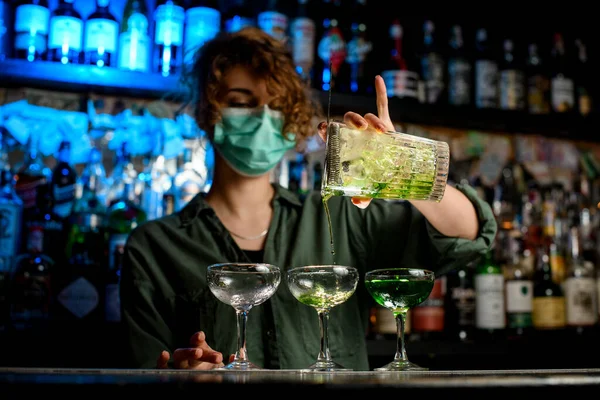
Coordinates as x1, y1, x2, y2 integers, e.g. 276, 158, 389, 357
153, 0, 185, 76
526, 41, 551, 115
47, 0, 82, 64
13, 0, 49, 61
499, 37, 525, 111
473, 27, 498, 109
447, 24, 471, 106
550, 32, 575, 114
290, 0, 316, 85
118, 0, 151, 72
182, 0, 221, 65
315, 0, 346, 92
419, 18, 444, 105
84, 0, 119, 68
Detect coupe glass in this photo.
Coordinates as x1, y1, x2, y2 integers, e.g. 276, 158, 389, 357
207, 263, 281, 370
287, 265, 359, 372
364, 268, 435, 371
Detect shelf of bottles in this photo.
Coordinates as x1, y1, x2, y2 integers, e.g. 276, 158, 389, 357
1, 0, 600, 369
0, 1, 598, 138
368, 163, 600, 369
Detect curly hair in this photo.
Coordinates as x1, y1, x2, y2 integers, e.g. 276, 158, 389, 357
180, 27, 323, 151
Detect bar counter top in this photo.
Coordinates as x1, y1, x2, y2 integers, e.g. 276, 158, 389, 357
2, 367, 600, 395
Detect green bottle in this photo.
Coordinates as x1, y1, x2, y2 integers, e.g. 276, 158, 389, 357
474, 247, 506, 341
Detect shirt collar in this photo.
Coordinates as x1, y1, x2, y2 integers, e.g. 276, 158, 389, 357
178, 183, 303, 227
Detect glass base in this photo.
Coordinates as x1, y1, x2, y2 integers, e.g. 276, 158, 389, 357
374, 360, 428, 372
302, 359, 352, 372
219, 360, 263, 371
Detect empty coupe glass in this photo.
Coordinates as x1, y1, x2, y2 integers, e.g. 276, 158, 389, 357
207, 263, 281, 370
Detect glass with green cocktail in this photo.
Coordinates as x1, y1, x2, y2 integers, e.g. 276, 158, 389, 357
287, 265, 359, 372
365, 268, 435, 372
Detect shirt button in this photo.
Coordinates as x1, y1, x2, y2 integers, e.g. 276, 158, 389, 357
267, 330, 274, 338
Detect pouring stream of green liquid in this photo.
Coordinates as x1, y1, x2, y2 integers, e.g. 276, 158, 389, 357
322, 192, 335, 264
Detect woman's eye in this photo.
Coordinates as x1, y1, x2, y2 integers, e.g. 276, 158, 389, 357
229, 102, 251, 108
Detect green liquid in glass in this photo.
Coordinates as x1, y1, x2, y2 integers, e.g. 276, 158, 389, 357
365, 278, 434, 314
322, 193, 335, 263
296, 288, 354, 311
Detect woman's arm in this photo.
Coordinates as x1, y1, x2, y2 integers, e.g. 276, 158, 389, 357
409, 185, 479, 241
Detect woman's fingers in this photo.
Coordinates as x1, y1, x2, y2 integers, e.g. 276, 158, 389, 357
352, 197, 372, 209
374, 75, 393, 129
172, 348, 204, 369
317, 121, 327, 142
189, 330, 224, 365
343, 111, 368, 129
364, 113, 389, 133
156, 350, 170, 369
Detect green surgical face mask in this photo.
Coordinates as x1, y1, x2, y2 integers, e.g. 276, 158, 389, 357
213, 105, 296, 177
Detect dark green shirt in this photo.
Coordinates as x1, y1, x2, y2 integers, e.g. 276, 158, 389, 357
120, 183, 497, 370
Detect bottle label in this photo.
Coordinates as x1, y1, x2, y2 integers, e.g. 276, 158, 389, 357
565, 277, 598, 326
500, 70, 525, 110
475, 274, 505, 329
346, 35, 372, 64
57, 276, 99, 319
49, 15, 82, 51
532, 297, 566, 329
421, 53, 445, 104
448, 58, 471, 105
317, 25, 346, 76
373, 306, 398, 334
528, 75, 550, 114
450, 286, 476, 327
412, 279, 444, 332
155, 3, 184, 46
505, 280, 533, 313
14, 32, 47, 52
381, 70, 419, 99
184, 7, 221, 64
15, 5, 49, 35
53, 184, 76, 219
551, 76, 575, 112
84, 19, 118, 53
0, 205, 21, 260
291, 17, 315, 66
475, 60, 498, 108
118, 13, 150, 71
258, 11, 288, 42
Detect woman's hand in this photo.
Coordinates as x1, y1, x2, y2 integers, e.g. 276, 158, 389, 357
156, 331, 225, 370
318, 75, 394, 209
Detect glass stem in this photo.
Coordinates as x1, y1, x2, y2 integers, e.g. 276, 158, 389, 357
316, 310, 332, 363
234, 309, 248, 362
393, 311, 408, 363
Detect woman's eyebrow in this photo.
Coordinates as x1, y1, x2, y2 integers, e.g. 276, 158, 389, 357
226, 88, 254, 96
